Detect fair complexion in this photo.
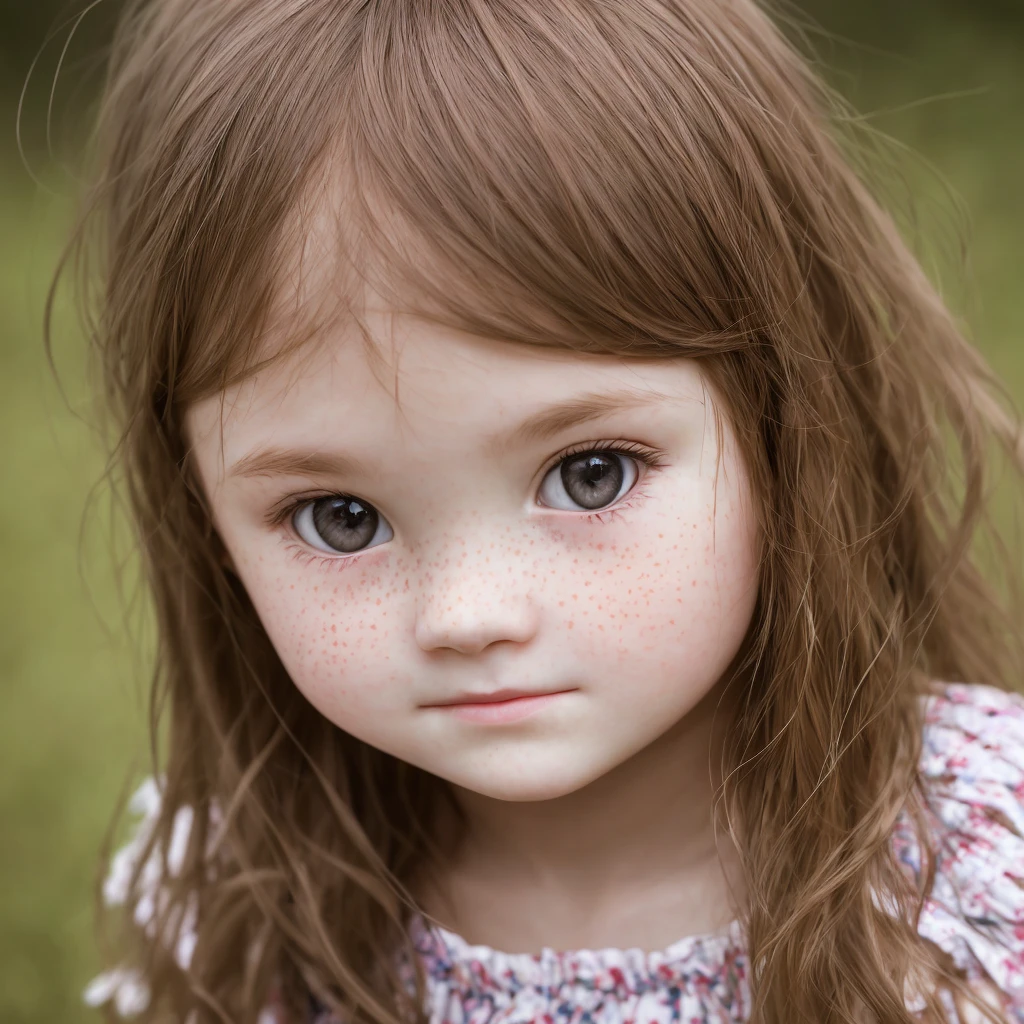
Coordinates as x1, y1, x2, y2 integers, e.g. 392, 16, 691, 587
186, 311, 760, 953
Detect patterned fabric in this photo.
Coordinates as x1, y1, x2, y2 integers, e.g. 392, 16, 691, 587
87, 682, 1024, 1023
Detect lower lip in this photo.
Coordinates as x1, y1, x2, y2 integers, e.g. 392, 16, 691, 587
430, 691, 574, 724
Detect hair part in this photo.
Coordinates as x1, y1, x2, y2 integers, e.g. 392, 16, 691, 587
53, 0, 1024, 1022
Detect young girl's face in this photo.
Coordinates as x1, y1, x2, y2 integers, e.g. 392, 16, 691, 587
186, 309, 761, 803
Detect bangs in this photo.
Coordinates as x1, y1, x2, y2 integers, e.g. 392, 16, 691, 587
342, 0, 772, 360
210, 0, 805, 401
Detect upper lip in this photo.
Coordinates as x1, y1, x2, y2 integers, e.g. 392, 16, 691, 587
427, 687, 573, 707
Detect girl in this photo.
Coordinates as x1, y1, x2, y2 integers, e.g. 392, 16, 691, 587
58, 0, 1024, 1022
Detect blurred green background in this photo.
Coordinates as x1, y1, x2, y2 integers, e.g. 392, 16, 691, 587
2, 1, 1023, 1021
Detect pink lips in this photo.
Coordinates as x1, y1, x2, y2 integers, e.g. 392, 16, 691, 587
427, 690, 576, 724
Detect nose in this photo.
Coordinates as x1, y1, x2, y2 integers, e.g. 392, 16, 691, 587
413, 565, 541, 656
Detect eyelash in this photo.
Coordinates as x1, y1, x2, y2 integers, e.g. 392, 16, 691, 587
266, 439, 668, 566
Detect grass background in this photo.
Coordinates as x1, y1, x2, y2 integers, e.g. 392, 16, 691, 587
2, 3, 1023, 1022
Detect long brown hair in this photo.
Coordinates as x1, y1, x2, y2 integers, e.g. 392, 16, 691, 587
52, 0, 1024, 1022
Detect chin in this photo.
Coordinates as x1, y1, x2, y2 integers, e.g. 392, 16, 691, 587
448, 764, 605, 804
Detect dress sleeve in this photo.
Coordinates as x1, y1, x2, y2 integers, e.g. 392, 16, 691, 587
82, 778, 196, 1017
905, 683, 1024, 1021
82, 780, 293, 1021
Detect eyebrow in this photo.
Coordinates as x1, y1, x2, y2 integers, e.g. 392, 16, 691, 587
227, 387, 672, 480
489, 387, 672, 451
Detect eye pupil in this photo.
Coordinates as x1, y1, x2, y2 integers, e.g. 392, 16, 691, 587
560, 453, 624, 510
312, 497, 379, 552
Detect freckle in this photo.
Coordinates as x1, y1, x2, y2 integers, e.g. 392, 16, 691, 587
331, 624, 336, 633
658, 534, 664, 539
567, 621, 574, 629
376, 598, 382, 605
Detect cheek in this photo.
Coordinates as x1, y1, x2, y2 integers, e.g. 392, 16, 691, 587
231, 548, 408, 722
549, 482, 760, 695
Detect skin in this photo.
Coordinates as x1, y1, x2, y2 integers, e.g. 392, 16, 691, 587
186, 308, 761, 953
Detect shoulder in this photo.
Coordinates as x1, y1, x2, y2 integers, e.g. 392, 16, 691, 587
84, 778, 189, 1016
84, 780, 293, 1021
917, 681, 1024, 848
920, 679, 1024, 760
894, 681, 1024, 1019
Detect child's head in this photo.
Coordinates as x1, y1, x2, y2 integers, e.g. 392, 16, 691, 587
65, 0, 1023, 1021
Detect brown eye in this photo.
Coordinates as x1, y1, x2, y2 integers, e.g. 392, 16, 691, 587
537, 451, 639, 511
293, 496, 393, 554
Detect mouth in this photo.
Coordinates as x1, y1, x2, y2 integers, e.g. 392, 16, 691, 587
425, 687, 576, 707
423, 689, 578, 724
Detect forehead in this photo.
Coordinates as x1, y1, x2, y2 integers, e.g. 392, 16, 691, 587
187, 312, 711, 454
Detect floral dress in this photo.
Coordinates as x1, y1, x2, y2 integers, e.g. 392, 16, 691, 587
86, 682, 1024, 1023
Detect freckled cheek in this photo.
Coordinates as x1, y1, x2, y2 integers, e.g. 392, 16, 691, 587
556, 524, 759, 679
234, 551, 406, 712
